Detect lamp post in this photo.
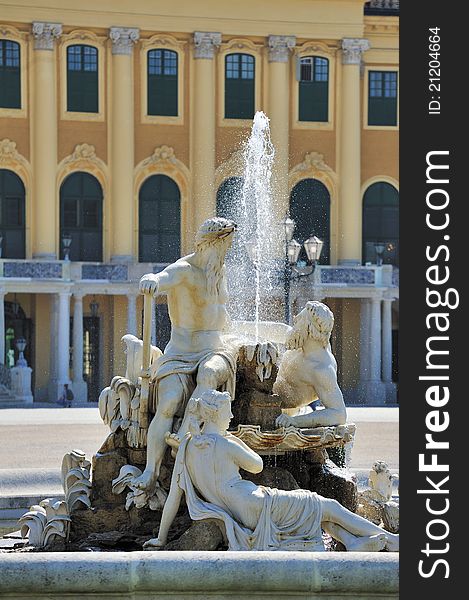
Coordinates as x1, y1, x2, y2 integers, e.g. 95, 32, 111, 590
283, 215, 323, 324
62, 233, 72, 261
374, 241, 385, 267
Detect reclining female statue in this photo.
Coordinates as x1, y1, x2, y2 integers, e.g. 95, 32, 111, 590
144, 390, 399, 552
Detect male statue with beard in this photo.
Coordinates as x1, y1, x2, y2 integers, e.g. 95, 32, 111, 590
135, 217, 238, 493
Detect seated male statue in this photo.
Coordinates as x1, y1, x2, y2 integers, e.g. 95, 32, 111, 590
274, 301, 347, 429
135, 217, 238, 493
144, 390, 399, 552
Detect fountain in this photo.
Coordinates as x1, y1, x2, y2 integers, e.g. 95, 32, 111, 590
0, 112, 398, 600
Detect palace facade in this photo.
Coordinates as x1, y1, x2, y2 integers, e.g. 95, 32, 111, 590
0, 0, 399, 405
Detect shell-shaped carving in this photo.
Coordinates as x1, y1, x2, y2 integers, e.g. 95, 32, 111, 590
19, 498, 70, 547
61, 450, 92, 513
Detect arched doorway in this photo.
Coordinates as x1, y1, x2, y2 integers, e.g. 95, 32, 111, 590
290, 178, 331, 264
362, 182, 399, 265
0, 169, 25, 259
216, 176, 244, 220
60, 172, 103, 261
4, 300, 33, 370
138, 174, 181, 263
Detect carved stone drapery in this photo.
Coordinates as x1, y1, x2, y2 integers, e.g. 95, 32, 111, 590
193, 32, 222, 59
341, 39, 370, 65
109, 27, 140, 55
32, 22, 62, 50
268, 35, 296, 62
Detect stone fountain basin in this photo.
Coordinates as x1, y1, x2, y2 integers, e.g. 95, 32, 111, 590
231, 423, 356, 454
0, 551, 399, 599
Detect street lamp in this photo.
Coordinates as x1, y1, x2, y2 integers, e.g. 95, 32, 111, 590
62, 233, 72, 261
374, 241, 385, 267
282, 215, 323, 324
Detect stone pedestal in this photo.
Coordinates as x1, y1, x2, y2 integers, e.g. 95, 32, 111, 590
10, 366, 33, 406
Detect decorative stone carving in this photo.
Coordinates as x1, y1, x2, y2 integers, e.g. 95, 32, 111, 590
143, 390, 397, 552
19, 498, 71, 547
112, 464, 167, 510
295, 151, 333, 174
193, 32, 222, 59
141, 145, 177, 167
232, 423, 355, 453
268, 35, 296, 62
71, 143, 96, 161
98, 335, 162, 448
341, 38, 370, 65
357, 461, 399, 534
61, 450, 92, 512
32, 22, 62, 50
0, 139, 18, 161
109, 27, 140, 55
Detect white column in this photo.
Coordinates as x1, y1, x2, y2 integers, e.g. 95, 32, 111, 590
369, 298, 382, 382
0, 291, 5, 365
359, 298, 370, 382
72, 293, 87, 403
127, 293, 138, 336
382, 298, 397, 403
57, 292, 71, 387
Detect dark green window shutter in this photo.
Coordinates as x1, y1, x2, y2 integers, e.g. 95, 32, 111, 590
362, 182, 399, 265
298, 57, 328, 122
0, 169, 26, 258
139, 175, 181, 263
225, 54, 255, 120
67, 45, 98, 113
0, 40, 21, 109
368, 71, 398, 126
148, 50, 178, 116
60, 172, 103, 261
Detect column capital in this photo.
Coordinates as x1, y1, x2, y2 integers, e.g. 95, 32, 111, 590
341, 38, 370, 65
73, 292, 85, 301
32, 22, 62, 51
193, 32, 222, 59
267, 35, 296, 62
109, 27, 140, 55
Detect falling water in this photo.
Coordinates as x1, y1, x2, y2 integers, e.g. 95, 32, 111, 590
224, 111, 277, 335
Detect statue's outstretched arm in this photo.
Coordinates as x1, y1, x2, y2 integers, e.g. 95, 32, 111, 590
228, 437, 264, 474
155, 470, 184, 545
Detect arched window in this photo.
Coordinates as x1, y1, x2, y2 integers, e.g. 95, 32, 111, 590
139, 175, 180, 263
67, 45, 98, 113
0, 40, 21, 109
298, 56, 329, 122
0, 169, 25, 259
362, 182, 399, 265
147, 49, 178, 116
290, 178, 330, 264
216, 177, 244, 220
225, 53, 255, 120
60, 172, 103, 261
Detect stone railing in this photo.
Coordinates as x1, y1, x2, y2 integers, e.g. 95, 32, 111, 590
316, 264, 396, 287
0, 551, 399, 599
365, 0, 399, 14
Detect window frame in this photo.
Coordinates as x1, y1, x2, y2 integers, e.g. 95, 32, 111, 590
292, 43, 335, 131
60, 32, 105, 122
147, 48, 179, 118
218, 39, 261, 128
364, 66, 399, 130
0, 28, 27, 119
298, 55, 330, 123
66, 44, 99, 114
140, 35, 185, 125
